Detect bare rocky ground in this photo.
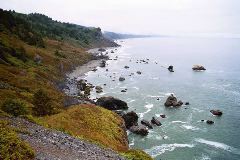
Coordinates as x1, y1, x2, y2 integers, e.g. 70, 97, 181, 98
2, 117, 126, 160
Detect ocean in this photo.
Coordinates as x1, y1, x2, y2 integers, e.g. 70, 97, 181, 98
69, 37, 240, 160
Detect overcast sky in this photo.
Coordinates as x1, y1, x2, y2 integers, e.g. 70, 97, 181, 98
1, 0, 240, 36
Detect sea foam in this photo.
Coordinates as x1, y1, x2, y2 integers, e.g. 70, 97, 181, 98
195, 138, 240, 155
145, 143, 194, 158
181, 124, 200, 131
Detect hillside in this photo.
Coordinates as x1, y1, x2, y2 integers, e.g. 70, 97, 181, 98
0, 9, 153, 160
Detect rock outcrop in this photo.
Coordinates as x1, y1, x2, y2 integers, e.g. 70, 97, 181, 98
210, 110, 223, 116
141, 120, 153, 129
96, 96, 128, 110
192, 65, 206, 71
129, 125, 149, 136
122, 111, 138, 129
164, 94, 183, 107
151, 117, 162, 126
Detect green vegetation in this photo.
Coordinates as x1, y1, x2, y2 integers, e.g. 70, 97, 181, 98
54, 50, 66, 58
1, 99, 30, 116
43, 104, 129, 151
32, 89, 54, 116
0, 120, 35, 160
121, 149, 153, 160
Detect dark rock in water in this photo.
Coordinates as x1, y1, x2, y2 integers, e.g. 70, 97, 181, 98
201, 120, 205, 122
99, 60, 106, 67
210, 110, 223, 116
151, 117, 162, 126
119, 77, 125, 81
121, 90, 127, 92
206, 120, 214, 124
164, 94, 183, 107
98, 48, 106, 52
95, 86, 102, 90
122, 111, 138, 129
185, 102, 190, 105
111, 50, 114, 53
92, 68, 97, 72
160, 114, 166, 118
96, 96, 128, 110
103, 84, 107, 86
129, 125, 149, 136
141, 120, 153, 129
124, 66, 130, 69
157, 98, 160, 100
192, 65, 206, 71
106, 69, 108, 71
95, 86, 103, 93
136, 71, 142, 75
168, 65, 174, 72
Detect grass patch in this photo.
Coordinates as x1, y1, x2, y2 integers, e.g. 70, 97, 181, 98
43, 104, 129, 151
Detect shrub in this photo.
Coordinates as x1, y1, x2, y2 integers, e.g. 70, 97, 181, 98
54, 50, 66, 58
33, 89, 53, 116
1, 99, 30, 116
0, 120, 35, 160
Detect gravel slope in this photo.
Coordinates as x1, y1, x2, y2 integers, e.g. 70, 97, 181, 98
4, 117, 126, 160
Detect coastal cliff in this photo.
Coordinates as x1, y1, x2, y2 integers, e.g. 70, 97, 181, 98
0, 9, 152, 160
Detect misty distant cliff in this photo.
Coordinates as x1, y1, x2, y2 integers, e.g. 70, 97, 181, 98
104, 31, 155, 40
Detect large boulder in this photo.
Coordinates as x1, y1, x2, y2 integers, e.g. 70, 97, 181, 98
129, 125, 149, 136
96, 96, 128, 110
164, 94, 183, 107
192, 65, 206, 71
210, 110, 223, 116
141, 120, 153, 129
122, 111, 138, 129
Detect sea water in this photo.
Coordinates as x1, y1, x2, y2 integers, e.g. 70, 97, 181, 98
72, 37, 240, 160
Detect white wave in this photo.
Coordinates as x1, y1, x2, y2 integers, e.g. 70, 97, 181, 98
181, 125, 200, 131
196, 154, 211, 160
128, 99, 136, 103
146, 95, 164, 98
195, 138, 240, 155
145, 143, 194, 158
98, 92, 107, 96
155, 114, 160, 117
132, 86, 139, 90
145, 104, 154, 109
139, 105, 153, 118
129, 138, 135, 146
165, 92, 175, 96
192, 108, 204, 113
172, 121, 187, 124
